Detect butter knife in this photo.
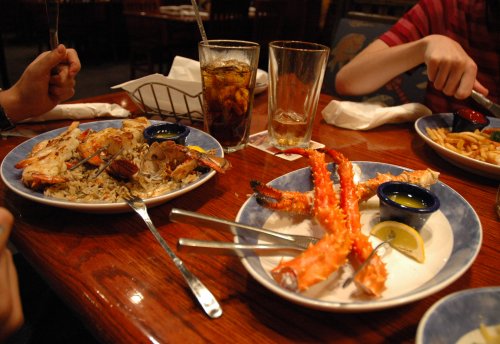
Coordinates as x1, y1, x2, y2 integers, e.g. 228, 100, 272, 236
45, 0, 59, 50
471, 90, 500, 118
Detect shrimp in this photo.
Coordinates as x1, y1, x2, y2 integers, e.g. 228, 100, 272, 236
15, 121, 82, 189
77, 127, 136, 166
76, 117, 150, 166
140, 141, 231, 180
271, 148, 352, 292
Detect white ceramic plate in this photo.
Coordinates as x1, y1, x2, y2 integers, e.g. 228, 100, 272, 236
235, 162, 482, 312
416, 287, 500, 343
415, 113, 500, 180
1, 119, 223, 213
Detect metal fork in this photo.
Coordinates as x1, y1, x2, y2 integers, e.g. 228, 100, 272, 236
169, 208, 320, 249
342, 234, 395, 288
124, 196, 222, 319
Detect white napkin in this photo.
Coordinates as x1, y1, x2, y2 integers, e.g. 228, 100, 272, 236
21, 103, 130, 123
321, 100, 432, 130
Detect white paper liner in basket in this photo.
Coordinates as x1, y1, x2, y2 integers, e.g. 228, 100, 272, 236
112, 73, 204, 124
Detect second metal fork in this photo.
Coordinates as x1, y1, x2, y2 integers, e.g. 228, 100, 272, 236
124, 196, 223, 319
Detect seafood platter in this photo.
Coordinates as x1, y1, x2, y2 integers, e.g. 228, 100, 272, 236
236, 148, 481, 312
1, 117, 230, 213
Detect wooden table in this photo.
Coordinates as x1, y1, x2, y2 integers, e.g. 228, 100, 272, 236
1, 91, 499, 343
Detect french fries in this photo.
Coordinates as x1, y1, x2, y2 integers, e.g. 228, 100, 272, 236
426, 127, 500, 165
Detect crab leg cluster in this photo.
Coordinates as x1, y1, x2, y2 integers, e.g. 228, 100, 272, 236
251, 148, 439, 297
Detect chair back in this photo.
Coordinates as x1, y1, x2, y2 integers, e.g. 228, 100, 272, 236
122, 0, 160, 12
322, 17, 427, 105
251, 0, 287, 69
344, 0, 417, 23
206, 0, 252, 40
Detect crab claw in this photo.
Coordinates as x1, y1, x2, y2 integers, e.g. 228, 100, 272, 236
250, 180, 312, 215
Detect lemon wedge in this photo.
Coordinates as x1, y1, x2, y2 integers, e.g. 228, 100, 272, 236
187, 145, 206, 153
370, 221, 425, 263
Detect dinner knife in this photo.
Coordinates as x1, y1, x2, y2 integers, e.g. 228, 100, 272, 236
169, 208, 319, 249
177, 238, 305, 256
45, 0, 59, 50
471, 90, 500, 118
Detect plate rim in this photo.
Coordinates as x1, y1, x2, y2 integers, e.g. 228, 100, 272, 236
235, 161, 482, 312
414, 113, 500, 179
1, 119, 223, 213
415, 286, 500, 344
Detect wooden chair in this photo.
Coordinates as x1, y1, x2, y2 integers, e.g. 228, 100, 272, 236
0, 34, 10, 89
122, 0, 167, 78
251, 0, 287, 70
205, 0, 252, 40
322, 0, 427, 105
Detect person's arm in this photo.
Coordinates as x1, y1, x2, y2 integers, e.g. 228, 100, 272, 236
0, 44, 81, 123
0, 208, 23, 342
335, 34, 489, 100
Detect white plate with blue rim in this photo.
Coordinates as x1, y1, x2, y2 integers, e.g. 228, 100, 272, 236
416, 287, 500, 343
1, 119, 223, 213
415, 113, 500, 180
235, 162, 482, 312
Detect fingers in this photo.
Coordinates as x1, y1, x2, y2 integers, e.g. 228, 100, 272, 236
49, 63, 76, 101
65, 48, 81, 77
428, 54, 478, 100
0, 248, 24, 341
424, 35, 481, 100
0, 209, 14, 251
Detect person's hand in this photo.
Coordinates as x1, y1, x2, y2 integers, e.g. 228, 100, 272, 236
0, 208, 23, 342
1, 44, 81, 120
423, 34, 489, 99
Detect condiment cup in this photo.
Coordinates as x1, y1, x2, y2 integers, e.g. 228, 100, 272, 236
143, 122, 190, 145
377, 181, 440, 231
451, 108, 490, 133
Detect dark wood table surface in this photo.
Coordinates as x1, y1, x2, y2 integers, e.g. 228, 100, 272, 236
1, 91, 499, 343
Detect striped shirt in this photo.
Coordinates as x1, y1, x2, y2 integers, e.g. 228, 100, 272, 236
380, 0, 500, 114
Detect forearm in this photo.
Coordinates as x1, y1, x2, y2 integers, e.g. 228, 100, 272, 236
0, 89, 25, 124
335, 39, 427, 95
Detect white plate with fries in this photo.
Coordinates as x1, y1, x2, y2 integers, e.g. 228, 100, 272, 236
415, 113, 500, 180
1, 120, 224, 213
236, 162, 482, 312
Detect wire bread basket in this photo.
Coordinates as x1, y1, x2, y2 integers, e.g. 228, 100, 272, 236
127, 82, 204, 126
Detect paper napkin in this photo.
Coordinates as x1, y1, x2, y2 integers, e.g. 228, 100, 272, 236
321, 100, 432, 130
248, 130, 325, 161
21, 103, 130, 123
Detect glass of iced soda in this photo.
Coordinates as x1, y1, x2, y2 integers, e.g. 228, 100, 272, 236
199, 40, 260, 153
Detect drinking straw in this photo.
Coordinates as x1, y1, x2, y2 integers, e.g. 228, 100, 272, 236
190, 0, 208, 44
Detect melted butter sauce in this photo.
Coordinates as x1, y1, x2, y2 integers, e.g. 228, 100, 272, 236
388, 192, 428, 208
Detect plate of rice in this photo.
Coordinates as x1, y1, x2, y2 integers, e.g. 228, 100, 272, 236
1, 119, 225, 213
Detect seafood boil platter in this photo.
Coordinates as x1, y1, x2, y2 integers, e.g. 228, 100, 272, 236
1, 118, 227, 213
235, 157, 481, 312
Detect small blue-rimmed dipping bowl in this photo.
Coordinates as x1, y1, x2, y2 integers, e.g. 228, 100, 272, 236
377, 181, 440, 231
143, 122, 190, 145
